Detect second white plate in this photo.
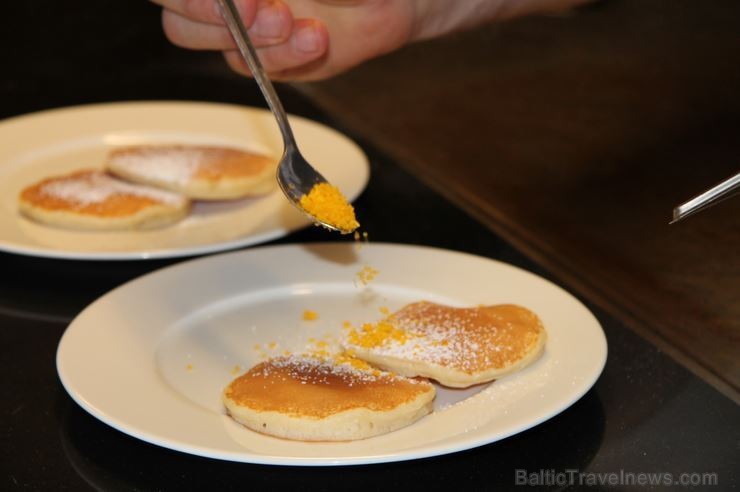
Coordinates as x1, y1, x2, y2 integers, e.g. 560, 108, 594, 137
0, 101, 369, 260
57, 243, 607, 466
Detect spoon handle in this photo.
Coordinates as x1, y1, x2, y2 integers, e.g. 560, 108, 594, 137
216, 0, 297, 149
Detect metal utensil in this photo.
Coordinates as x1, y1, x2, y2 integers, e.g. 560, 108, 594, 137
216, 0, 345, 232
670, 171, 740, 223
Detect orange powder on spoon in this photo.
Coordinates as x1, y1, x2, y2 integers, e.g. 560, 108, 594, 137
299, 183, 359, 233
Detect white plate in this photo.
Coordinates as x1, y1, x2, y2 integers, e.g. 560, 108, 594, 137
0, 101, 369, 260
57, 243, 607, 466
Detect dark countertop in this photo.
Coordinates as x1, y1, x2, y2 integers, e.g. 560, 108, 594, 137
2, 1, 738, 490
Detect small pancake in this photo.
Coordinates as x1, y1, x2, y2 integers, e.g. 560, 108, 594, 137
223, 355, 435, 441
106, 145, 277, 200
342, 302, 547, 388
18, 169, 189, 230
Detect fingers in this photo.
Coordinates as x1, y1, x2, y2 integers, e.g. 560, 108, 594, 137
155, 0, 329, 79
223, 19, 329, 80
162, 1, 293, 50
150, 0, 253, 25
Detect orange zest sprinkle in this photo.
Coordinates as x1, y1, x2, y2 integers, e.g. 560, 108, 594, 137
346, 320, 409, 348
334, 352, 373, 371
356, 265, 379, 285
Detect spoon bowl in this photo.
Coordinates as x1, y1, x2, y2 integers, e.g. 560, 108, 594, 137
275, 144, 324, 209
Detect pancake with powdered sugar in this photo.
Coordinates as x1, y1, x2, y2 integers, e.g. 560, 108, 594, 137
18, 169, 189, 230
342, 302, 547, 388
223, 354, 435, 441
106, 145, 277, 200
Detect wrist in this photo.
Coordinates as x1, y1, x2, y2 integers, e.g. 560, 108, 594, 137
410, 0, 505, 42
409, 0, 593, 42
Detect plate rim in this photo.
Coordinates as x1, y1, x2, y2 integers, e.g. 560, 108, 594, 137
56, 242, 608, 466
0, 100, 369, 261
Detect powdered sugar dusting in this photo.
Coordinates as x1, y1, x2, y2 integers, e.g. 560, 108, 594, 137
253, 354, 425, 387
40, 171, 186, 205
109, 147, 206, 185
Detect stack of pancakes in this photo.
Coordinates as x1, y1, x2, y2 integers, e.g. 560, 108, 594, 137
223, 301, 546, 442
18, 144, 277, 230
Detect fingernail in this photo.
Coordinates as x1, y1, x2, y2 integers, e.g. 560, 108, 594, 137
293, 23, 321, 53
253, 4, 287, 39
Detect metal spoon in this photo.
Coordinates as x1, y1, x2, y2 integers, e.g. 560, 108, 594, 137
216, 0, 347, 233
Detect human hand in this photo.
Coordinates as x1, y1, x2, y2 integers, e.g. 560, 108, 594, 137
152, 0, 590, 81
